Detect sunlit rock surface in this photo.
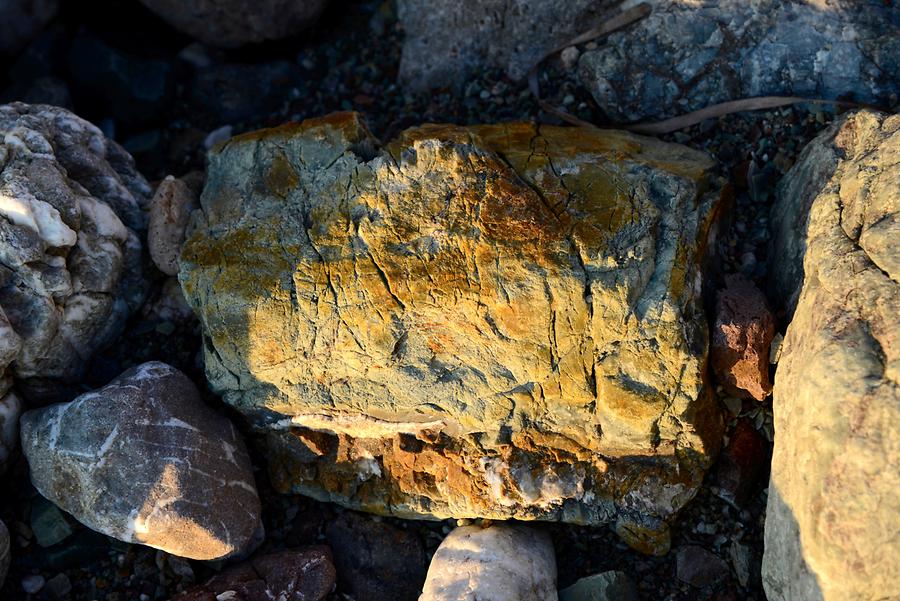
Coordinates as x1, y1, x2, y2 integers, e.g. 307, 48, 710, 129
180, 113, 724, 547
764, 110, 900, 601
0, 102, 150, 402
20, 362, 261, 560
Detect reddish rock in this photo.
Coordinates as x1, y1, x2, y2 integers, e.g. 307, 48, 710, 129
711, 275, 776, 400
170, 546, 335, 601
716, 418, 769, 507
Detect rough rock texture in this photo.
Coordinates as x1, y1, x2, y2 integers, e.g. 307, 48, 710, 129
710, 275, 775, 401
138, 0, 330, 48
169, 546, 335, 601
0, 102, 150, 402
0, 0, 59, 56
148, 175, 200, 276
20, 361, 261, 560
179, 113, 725, 545
420, 524, 557, 601
558, 571, 638, 601
579, 0, 900, 122
397, 0, 619, 90
0, 519, 8, 590
325, 511, 427, 601
763, 110, 900, 601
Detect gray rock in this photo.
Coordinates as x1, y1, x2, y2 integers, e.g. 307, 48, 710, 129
20, 361, 261, 560
0, 0, 58, 56
559, 570, 638, 601
0, 102, 151, 401
397, 0, 620, 90
30, 496, 73, 547
138, 0, 330, 48
0, 388, 22, 473
0, 519, 8, 590
148, 175, 199, 276
763, 110, 900, 601
675, 545, 729, 588
420, 524, 558, 601
578, 0, 900, 122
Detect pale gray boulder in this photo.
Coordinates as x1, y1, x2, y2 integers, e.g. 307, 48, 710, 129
763, 110, 900, 601
20, 361, 262, 560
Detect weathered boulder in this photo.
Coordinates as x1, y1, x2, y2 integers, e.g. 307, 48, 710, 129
763, 110, 900, 600
420, 524, 557, 601
138, 0, 330, 48
0, 0, 58, 56
397, 0, 620, 90
179, 113, 724, 547
0, 102, 150, 402
20, 361, 261, 560
578, 0, 900, 122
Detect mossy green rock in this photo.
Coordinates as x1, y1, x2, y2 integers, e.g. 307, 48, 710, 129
179, 113, 724, 550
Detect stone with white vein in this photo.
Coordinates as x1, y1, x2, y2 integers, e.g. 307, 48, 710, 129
20, 361, 261, 560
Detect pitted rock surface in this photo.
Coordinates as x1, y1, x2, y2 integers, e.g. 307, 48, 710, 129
20, 361, 261, 560
179, 112, 724, 542
763, 110, 900, 601
0, 102, 150, 402
578, 0, 900, 122
138, 0, 330, 48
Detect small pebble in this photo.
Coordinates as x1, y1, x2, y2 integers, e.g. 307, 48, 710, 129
22, 574, 45, 594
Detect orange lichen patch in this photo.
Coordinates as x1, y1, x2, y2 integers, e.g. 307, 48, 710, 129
224, 111, 373, 149
264, 151, 299, 198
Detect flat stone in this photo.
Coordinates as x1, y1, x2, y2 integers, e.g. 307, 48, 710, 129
578, 1, 899, 122
420, 524, 557, 601
0, 102, 150, 402
710, 275, 775, 401
180, 113, 725, 542
675, 545, 729, 588
763, 111, 900, 600
558, 570, 638, 601
20, 362, 261, 560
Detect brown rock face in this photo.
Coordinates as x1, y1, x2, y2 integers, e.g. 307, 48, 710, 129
179, 113, 725, 550
711, 275, 775, 401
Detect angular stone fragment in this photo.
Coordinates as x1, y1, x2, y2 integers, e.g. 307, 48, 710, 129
20, 362, 261, 560
180, 113, 724, 534
558, 570, 638, 601
0, 102, 150, 401
675, 545, 729, 588
420, 524, 557, 601
763, 111, 900, 601
149, 175, 200, 276
138, 0, 330, 48
578, 1, 899, 122
169, 546, 335, 601
710, 275, 775, 401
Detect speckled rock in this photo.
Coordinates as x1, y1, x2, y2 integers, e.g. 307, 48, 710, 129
397, 0, 620, 90
763, 110, 900, 601
579, 0, 900, 122
179, 113, 724, 548
138, 0, 330, 48
20, 362, 261, 560
710, 275, 775, 401
420, 524, 557, 601
0, 102, 150, 402
0, 0, 59, 56
148, 175, 200, 276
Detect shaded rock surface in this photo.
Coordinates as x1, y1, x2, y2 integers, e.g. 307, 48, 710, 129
324, 511, 427, 601
0, 0, 58, 56
179, 112, 725, 539
397, 0, 620, 90
420, 524, 557, 601
0, 388, 22, 473
137, 0, 330, 48
148, 174, 200, 276
0, 102, 150, 402
558, 570, 638, 601
676, 545, 730, 588
578, 0, 900, 122
763, 110, 900, 601
20, 361, 261, 560
0, 519, 8, 590
710, 275, 775, 401
169, 546, 335, 601
715, 418, 768, 508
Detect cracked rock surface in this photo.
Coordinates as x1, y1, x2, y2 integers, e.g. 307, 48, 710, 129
0, 102, 150, 403
763, 110, 900, 601
179, 112, 724, 549
578, 0, 900, 122
20, 361, 262, 561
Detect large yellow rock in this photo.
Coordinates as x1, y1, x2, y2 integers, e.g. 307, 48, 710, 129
180, 113, 724, 550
